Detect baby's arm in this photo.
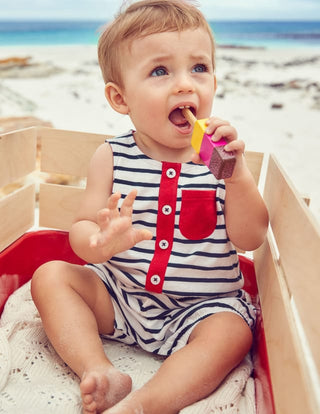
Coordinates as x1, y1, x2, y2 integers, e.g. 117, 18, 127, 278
69, 143, 152, 263
204, 117, 269, 251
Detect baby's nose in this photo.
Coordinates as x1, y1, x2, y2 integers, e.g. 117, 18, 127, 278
174, 73, 195, 94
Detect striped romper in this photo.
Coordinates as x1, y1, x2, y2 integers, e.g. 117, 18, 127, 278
86, 131, 256, 356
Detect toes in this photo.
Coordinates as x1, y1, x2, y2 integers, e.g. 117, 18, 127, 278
81, 375, 98, 413
80, 374, 96, 395
83, 400, 97, 413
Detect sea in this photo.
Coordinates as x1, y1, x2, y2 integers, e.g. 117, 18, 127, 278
0, 20, 320, 49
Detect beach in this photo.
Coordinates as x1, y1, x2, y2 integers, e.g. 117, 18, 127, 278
0, 43, 320, 223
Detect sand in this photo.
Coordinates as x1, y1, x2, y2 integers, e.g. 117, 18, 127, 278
0, 44, 319, 222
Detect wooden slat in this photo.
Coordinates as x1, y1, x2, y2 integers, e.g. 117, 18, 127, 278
0, 127, 37, 187
38, 127, 110, 177
233, 151, 264, 255
254, 233, 316, 414
38, 128, 263, 182
0, 184, 35, 251
39, 183, 84, 230
245, 151, 264, 186
263, 155, 320, 376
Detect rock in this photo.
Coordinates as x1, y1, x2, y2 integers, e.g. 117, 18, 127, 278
271, 103, 283, 109
0, 56, 63, 78
269, 82, 286, 89
0, 56, 32, 67
282, 56, 320, 67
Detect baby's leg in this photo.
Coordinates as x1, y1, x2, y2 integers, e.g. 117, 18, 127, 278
31, 261, 131, 413
103, 312, 252, 414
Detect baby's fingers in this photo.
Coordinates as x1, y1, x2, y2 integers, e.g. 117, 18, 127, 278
205, 117, 228, 132
90, 209, 110, 247
120, 189, 138, 217
211, 125, 238, 143
134, 229, 153, 245
224, 139, 245, 155
106, 192, 122, 219
96, 208, 110, 230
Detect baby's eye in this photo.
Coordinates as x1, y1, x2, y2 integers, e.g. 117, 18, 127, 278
192, 64, 208, 73
151, 66, 168, 77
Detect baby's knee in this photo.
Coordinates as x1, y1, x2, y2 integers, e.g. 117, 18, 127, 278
31, 260, 69, 299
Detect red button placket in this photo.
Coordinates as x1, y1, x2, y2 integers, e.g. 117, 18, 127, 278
145, 162, 181, 293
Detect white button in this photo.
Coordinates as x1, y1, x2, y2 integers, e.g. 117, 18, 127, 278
151, 275, 161, 285
162, 205, 172, 215
159, 239, 169, 249
166, 168, 176, 178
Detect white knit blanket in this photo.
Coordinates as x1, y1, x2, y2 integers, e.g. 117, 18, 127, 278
0, 281, 256, 414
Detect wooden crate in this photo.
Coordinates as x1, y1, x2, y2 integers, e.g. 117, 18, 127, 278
0, 126, 319, 414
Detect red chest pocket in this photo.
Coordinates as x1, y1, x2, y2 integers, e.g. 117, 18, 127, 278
179, 190, 217, 240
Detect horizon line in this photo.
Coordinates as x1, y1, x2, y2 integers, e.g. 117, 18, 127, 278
0, 17, 320, 22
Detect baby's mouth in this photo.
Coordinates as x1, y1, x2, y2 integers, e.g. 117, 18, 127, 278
169, 105, 195, 129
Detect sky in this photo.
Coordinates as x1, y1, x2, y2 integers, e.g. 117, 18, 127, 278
0, 0, 320, 21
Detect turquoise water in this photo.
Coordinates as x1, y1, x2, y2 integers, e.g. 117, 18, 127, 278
211, 20, 320, 49
0, 20, 320, 49
0, 21, 101, 46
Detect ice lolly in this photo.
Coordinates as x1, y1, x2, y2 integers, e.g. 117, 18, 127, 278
182, 108, 236, 179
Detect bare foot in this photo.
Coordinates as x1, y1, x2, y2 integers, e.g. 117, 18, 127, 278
102, 392, 145, 414
103, 389, 180, 414
80, 366, 132, 413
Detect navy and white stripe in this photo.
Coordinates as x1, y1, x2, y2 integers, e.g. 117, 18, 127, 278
86, 131, 256, 355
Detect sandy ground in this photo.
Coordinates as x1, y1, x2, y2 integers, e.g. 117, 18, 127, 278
0, 44, 319, 223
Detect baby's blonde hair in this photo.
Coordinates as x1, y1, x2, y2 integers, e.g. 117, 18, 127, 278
98, 0, 215, 87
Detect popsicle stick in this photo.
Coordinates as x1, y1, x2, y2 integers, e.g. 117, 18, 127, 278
182, 108, 197, 125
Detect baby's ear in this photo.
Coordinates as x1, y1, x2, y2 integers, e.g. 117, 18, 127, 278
105, 82, 129, 114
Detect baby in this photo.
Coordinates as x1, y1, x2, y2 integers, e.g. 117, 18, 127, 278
31, 1, 269, 413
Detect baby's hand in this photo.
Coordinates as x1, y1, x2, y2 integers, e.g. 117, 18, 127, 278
192, 116, 245, 179
90, 190, 152, 258
204, 116, 244, 152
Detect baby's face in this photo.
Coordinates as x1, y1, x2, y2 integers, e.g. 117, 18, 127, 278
119, 28, 216, 160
